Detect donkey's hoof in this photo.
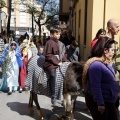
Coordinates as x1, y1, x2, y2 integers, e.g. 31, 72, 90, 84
39, 116, 44, 120
28, 106, 34, 115
37, 110, 44, 119
58, 115, 67, 120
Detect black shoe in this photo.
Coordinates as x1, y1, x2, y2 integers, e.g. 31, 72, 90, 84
12, 90, 15, 92
51, 97, 56, 106
51, 102, 56, 107
8, 92, 12, 95
19, 90, 22, 93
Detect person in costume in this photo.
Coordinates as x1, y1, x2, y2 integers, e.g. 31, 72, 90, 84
0, 41, 23, 95
19, 42, 32, 93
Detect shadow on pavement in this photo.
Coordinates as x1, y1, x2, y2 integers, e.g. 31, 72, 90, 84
75, 100, 91, 115
52, 102, 92, 120
6, 102, 59, 120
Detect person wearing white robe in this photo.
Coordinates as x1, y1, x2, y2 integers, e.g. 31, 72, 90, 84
0, 41, 23, 95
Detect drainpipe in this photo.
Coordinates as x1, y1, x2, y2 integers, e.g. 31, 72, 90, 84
103, 0, 106, 29
0, 1, 1, 33
84, 0, 88, 46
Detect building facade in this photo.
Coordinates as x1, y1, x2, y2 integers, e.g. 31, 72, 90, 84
59, 0, 120, 60
1, 0, 50, 38
0, 0, 32, 36
0, 0, 9, 34
10, 0, 32, 35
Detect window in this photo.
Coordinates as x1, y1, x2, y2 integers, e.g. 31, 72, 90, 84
20, 4, 26, 12
10, 15, 16, 26
20, 16, 26, 27
11, 0, 14, 12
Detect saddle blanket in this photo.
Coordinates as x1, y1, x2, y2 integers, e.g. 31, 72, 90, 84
25, 55, 70, 100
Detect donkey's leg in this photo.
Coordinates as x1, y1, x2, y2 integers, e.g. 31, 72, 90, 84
64, 93, 74, 120
28, 91, 34, 115
63, 93, 67, 109
60, 93, 68, 120
71, 95, 77, 112
70, 95, 77, 120
32, 92, 44, 119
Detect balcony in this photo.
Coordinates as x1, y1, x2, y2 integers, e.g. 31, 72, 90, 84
59, 0, 71, 22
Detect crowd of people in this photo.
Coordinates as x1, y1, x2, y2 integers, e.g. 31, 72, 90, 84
0, 34, 45, 94
83, 18, 120, 120
0, 18, 120, 120
0, 28, 80, 98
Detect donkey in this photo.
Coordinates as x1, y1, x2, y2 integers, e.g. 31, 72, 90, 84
59, 61, 84, 120
25, 55, 84, 120
25, 55, 70, 119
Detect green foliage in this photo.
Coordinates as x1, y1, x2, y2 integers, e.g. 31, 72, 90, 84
26, 5, 45, 20
46, 15, 59, 29
27, 6, 37, 14
0, 0, 6, 8
18, 0, 59, 36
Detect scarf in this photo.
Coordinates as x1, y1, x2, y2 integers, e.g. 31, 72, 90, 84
82, 57, 106, 92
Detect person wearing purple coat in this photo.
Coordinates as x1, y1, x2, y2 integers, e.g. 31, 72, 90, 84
82, 37, 120, 120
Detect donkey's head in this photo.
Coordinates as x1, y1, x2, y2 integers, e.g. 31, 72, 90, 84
64, 61, 85, 93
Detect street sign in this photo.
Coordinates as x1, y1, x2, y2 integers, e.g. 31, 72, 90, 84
0, 11, 6, 20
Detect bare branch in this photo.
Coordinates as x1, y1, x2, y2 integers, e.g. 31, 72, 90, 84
41, 13, 58, 25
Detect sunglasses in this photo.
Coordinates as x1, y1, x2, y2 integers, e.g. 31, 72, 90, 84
11, 44, 16, 46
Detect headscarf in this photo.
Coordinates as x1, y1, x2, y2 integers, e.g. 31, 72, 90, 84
0, 41, 23, 67
19, 39, 28, 49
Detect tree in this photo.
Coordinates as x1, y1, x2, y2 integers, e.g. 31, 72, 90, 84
0, 0, 6, 8
7, 0, 12, 36
20, 0, 59, 38
0, 0, 6, 34
0, 0, 12, 36
46, 15, 59, 29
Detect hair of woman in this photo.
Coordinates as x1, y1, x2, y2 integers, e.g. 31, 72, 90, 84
94, 28, 106, 40
91, 37, 115, 58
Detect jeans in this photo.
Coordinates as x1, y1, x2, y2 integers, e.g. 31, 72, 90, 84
48, 69, 56, 100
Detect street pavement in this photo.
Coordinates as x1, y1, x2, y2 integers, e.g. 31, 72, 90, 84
0, 90, 92, 120
0, 67, 92, 120
0, 91, 92, 120
0, 66, 119, 120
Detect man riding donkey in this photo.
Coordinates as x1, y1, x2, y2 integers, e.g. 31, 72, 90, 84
44, 28, 68, 106
25, 28, 69, 119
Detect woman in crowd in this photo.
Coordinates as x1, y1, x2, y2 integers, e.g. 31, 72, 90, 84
82, 37, 120, 120
19, 41, 33, 93
29, 40, 38, 56
91, 28, 106, 49
0, 41, 23, 95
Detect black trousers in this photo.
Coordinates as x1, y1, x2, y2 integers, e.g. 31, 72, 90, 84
85, 92, 118, 120
48, 69, 56, 98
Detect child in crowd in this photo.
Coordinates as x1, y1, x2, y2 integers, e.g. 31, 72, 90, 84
0, 41, 23, 95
